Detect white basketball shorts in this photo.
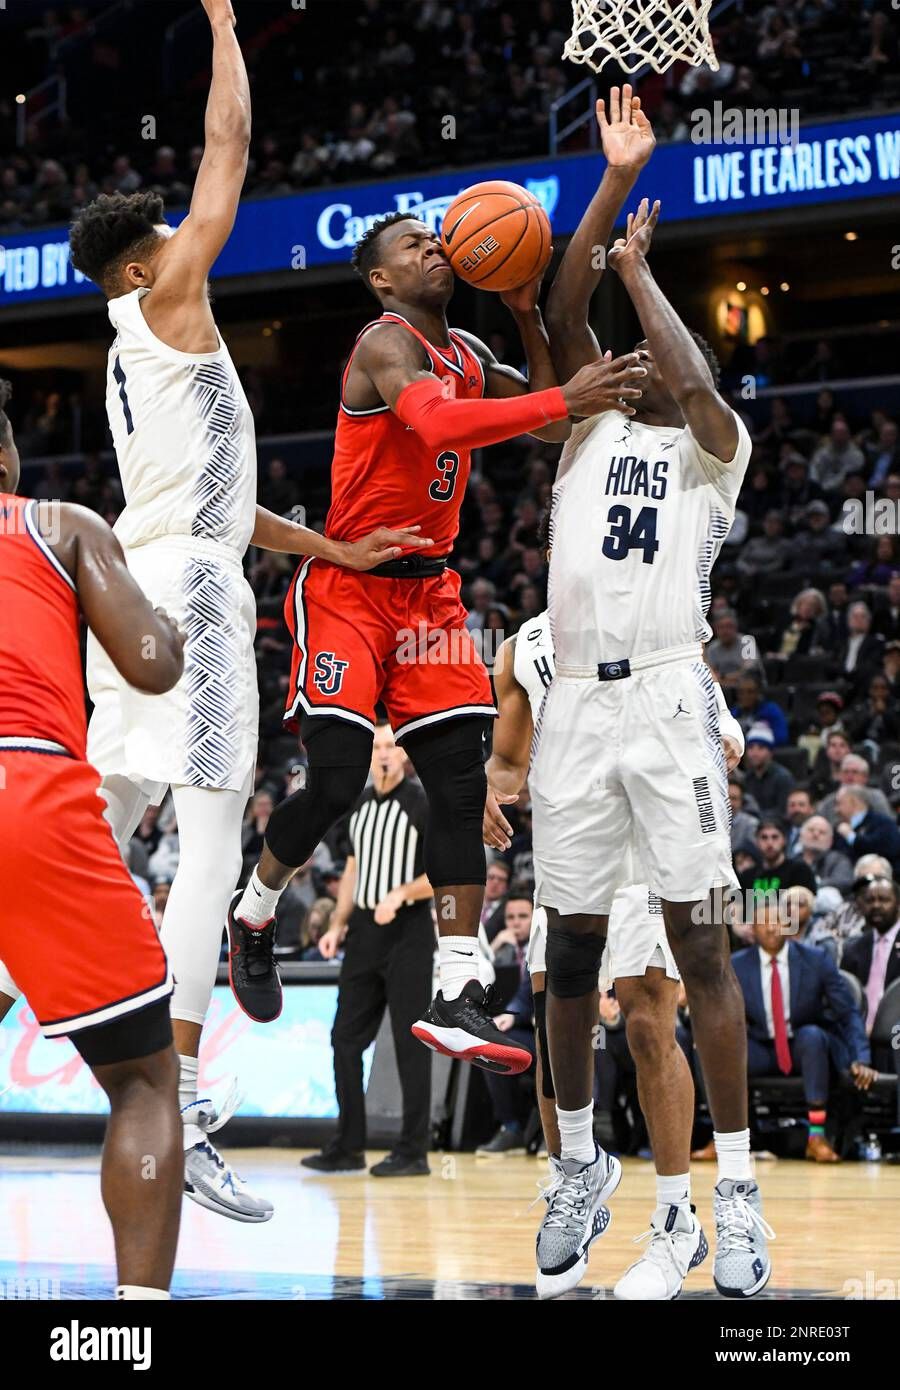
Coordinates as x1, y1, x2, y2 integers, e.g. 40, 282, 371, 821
531, 646, 735, 915
526, 884, 679, 986
87, 537, 259, 796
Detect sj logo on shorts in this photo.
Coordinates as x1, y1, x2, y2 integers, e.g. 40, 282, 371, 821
313, 652, 349, 696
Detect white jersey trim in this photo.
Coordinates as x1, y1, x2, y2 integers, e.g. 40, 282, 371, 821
0, 736, 71, 756
23, 501, 76, 592
41, 969, 174, 1038
393, 704, 497, 741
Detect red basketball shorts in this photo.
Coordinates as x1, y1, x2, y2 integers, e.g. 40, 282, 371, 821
284, 559, 495, 740
0, 745, 172, 1038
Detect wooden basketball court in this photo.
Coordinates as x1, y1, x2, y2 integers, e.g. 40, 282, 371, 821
1, 1149, 896, 1299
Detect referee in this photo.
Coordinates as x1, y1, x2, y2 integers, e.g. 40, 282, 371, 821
302, 720, 435, 1178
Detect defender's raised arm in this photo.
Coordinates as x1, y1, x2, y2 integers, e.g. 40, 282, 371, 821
608, 199, 738, 464
145, 0, 251, 333
546, 85, 655, 383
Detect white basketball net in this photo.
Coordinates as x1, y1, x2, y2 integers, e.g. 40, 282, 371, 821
564, 0, 719, 75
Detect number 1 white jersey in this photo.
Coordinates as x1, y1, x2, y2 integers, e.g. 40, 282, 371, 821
548, 409, 752, 666
105, 287, 257, 556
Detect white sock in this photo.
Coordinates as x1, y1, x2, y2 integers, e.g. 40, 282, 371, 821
236, 868, 282, 928
656, 1171, 691, 1211
116, 1285, 170, 1300
438, 936, 479, 1001
714, 1129, 752, 1182
556, 1101, 595, 1164
178, 1054, 201, 1150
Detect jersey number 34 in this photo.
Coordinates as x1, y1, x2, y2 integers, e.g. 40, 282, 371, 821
602, 504, 660, 565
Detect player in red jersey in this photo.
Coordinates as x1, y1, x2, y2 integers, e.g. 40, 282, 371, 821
230, 212, 645, 1072
0, 380, 186, 1299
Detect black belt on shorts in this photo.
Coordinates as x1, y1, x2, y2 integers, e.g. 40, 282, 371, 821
368, 554, 449, 579
596, 660, 632, 681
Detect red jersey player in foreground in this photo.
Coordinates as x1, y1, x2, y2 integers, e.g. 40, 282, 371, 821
229, 213, 645, 1074
0, 380, 185, 1299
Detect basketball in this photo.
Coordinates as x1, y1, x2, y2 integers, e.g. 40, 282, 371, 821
3, 0, 899, 1336
440, 180, 552, 292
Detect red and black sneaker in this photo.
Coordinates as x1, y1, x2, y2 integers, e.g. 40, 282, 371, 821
411, 980, 532, 1075
226, 890, 283, 1023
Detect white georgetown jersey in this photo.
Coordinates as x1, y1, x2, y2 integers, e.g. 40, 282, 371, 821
548, 409, 751, 667
512, 609, 555, 733
105, 288, 257, 556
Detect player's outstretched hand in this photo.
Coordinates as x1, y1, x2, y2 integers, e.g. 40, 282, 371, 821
337, 525, 435, 571
500, 269, 548, 316
561, 350, 646, 418
607, 198, 661, 275
483, 786, 516, 852
201, 0, 236, 28
596, 85, 655, 172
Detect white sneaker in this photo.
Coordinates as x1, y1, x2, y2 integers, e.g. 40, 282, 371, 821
535, 1145, 621, 1300
713, 1178, 774, 1298
614, 1203, 708, 1300
182, 1081, 273, 1224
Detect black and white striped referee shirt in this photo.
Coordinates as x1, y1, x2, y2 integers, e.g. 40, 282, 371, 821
347, 779, 428, 911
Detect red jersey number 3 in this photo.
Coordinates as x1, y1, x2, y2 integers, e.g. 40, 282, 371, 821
429, 451, 460, 503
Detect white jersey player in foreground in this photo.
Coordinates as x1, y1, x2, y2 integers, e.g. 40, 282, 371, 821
533, 87, 772, 1298
485, 594, 745, 1299
0, 0, 426, 1221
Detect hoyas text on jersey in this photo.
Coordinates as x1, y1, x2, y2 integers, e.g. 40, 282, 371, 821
605, 456, 669, 499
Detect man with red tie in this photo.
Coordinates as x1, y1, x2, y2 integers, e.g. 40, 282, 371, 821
731, 900, 876, 1162
842, 878, 900, 1067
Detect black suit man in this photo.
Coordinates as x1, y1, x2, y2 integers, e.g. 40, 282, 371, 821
732, 902, 875, 1162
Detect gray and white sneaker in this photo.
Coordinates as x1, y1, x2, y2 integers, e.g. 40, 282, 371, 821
713, 1178, 774, 1298
184, 1140, 274, 1224
614, 1203, 708, 1300
535, 1144, 621, 1300
182, 1084, 273, 1224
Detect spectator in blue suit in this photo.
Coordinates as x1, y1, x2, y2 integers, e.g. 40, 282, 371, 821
732, 900, 877, 1163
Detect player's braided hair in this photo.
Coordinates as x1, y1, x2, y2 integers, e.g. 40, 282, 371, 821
689, 329, 721, 390
351, 211, 419, 289
0, 379, 12, 449
69, 191, 167, 293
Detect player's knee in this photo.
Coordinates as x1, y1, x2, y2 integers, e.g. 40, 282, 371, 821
624, 1005, 671, 1064
265, 760, 368, 867
408, 721, 489, 885
415, 734, 486, 827
671, 927, 730, 989
100, 1053, 178, 1112
545, 926, 604, 999
206, 841, 244, 894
